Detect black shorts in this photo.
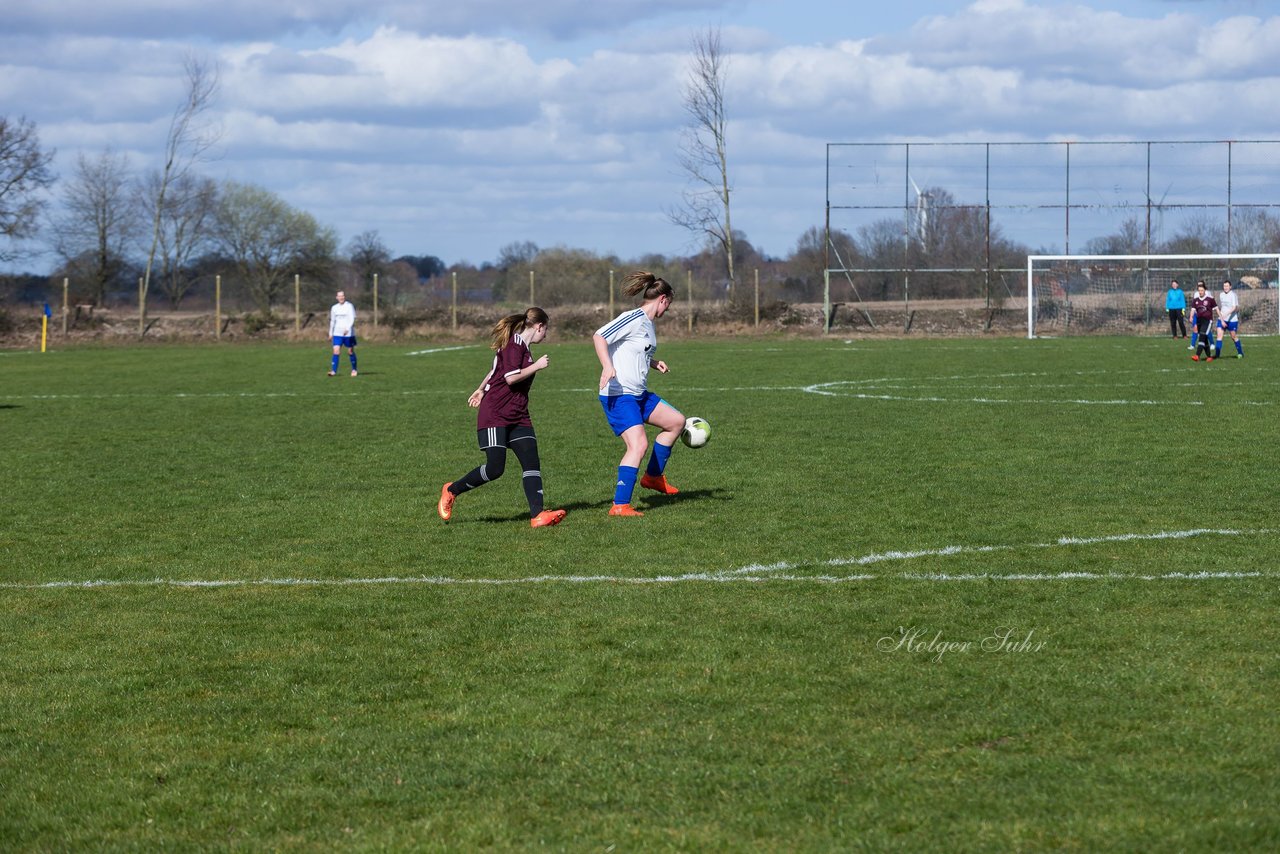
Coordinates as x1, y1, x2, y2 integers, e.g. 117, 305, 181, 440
477, 425, 536, 450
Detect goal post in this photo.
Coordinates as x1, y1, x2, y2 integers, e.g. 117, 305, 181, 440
1026, 254, 1280, 339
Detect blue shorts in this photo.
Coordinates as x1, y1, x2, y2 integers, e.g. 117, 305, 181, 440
332, 335, 357, 348
1218, 320, 1238, 333
600, 391, 665, 436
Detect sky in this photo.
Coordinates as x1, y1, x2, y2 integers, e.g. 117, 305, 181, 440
3, 0, 1278, 269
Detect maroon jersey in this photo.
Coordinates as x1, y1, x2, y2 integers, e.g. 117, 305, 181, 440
477, 334, 534, 428
1192, 293, 1217, 320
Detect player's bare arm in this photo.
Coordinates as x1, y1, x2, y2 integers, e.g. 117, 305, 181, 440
592, 333, 616, 389
504, 354, 550, 385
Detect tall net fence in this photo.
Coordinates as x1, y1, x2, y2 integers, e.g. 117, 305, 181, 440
1027, 254, 1280, 337
825, 140, 1280, 315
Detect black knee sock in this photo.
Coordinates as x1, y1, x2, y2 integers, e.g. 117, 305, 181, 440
511, 436, 544, 516
521, 471, 544, 516
452, 447, 506, 495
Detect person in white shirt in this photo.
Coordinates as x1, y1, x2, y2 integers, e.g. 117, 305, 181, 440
1215, 279, 1244, 359
328, 290, 358, 376
592, 271, 686, 517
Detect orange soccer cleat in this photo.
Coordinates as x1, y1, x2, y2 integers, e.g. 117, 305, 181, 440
639, 473, 679, 495
608, 503, 644, 517
438, 482, 455, 521
530, 509, 567, 528
1191, 355, 1199, 362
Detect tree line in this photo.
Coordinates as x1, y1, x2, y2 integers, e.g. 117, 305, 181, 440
5, 108, 1280, 321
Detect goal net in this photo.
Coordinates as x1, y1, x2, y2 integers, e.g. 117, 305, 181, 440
1026, 254, 1280, 338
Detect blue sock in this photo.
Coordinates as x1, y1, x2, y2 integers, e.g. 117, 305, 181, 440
331, 354, 339, 372
1236, 339, 1243, 354
613, 465, 638, 505
645, 441, 673, 477
349, 353, 357, 371
1215, 341, 1222, 357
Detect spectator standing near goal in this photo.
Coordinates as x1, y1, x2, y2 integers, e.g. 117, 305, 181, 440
593, 271, 686, 518
1165, 279, 1187, 339
1190, 281, 1218, 362
1215, 279, 1244, 359
328, 290, 358, 377
438, 307, 566, 529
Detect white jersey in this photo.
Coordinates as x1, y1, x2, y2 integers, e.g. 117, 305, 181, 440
1218, 289, 1239, 322
329, 302, 356, 337
595, 308, 656, 396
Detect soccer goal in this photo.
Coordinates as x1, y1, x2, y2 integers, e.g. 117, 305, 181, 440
1026, 254, 1280, 338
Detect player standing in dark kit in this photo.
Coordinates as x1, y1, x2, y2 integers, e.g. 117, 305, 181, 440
1165, 279, 1187, 339
438, 307, 567, 528
1190, 281, 1218, 363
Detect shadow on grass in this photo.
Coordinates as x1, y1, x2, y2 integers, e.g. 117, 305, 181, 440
464, 487, 733, 524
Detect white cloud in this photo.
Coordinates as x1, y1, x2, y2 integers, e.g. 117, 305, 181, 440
4, 0, 728, 40
3, 0, 1279, 267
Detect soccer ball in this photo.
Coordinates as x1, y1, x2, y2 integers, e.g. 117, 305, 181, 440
681, 416, 711, 449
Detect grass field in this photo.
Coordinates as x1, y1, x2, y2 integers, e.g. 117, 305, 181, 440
2, 333, 1278, 850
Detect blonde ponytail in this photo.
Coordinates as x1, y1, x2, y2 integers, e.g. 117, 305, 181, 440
620, 271, 674, 303
490, 306, 549, 351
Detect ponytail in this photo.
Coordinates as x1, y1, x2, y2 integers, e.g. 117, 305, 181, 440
620, 271, 674, 303
490, 306, 549, 351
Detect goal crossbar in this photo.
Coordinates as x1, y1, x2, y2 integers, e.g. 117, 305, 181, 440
1026, 253, 1280, 338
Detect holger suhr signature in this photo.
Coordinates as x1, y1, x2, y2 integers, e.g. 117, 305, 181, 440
877, 626, 1046, 663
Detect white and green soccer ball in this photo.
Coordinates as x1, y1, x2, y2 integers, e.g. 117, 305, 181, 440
681, 416, 711, 449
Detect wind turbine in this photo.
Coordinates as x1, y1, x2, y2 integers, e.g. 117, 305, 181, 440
910, 175, 931, 253
1149, 181, 1173, 249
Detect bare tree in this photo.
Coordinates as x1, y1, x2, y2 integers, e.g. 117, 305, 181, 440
347, 230, 392, 291
789, 225, 858, 301
1163, 211, 1226, 255
0, 115, 57, 262
669, 27, 735, 301
492, 240, 539, 301
1231, 208, 1280, 254
139, 54, 220, 333
53, 150, 138, 307
378, 259, 420, 310
137, 170, 219, 308
1084, 216, 1148, 256
858, 219, 906, 301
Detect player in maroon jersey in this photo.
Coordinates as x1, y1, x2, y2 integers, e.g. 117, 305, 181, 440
1190, 281, 1218, 362
438, 307, 566, 528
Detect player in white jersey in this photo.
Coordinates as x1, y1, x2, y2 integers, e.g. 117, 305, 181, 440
1215, 279, 1244, 359
328, 290, 358, 376
592, 271, 686, 517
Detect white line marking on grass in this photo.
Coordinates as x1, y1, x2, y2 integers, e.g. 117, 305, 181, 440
405, 345, 478, 356
900, 570, 1263, 581
800, 380, 1271, 407
727, 528, 1260, 576
4, 528, 1272, 591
